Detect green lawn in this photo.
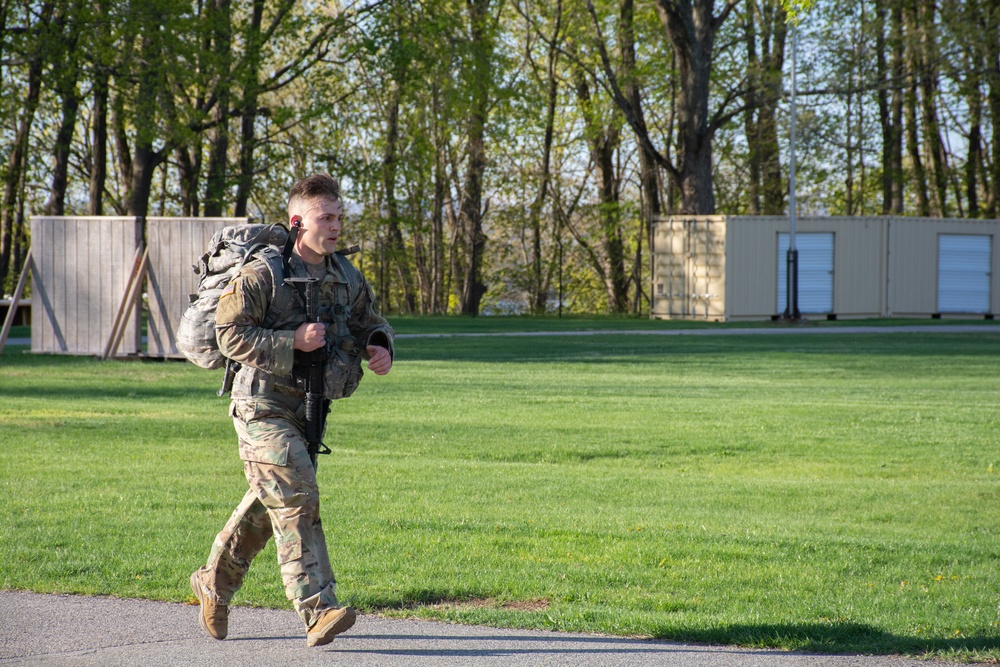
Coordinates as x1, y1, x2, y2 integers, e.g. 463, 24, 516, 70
1, 325, 998, 660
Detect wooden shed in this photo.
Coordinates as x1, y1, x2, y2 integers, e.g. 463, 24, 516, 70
30, 216, 144, 355
26, 215, 249, 357
146, 217, 241, 359
652, 216, 1000, 321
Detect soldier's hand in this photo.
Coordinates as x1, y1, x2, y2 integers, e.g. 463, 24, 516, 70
294, 322, 326, 352
366, 345, 392, 375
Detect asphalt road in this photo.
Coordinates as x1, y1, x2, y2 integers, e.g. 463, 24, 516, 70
0, 591, 970, 667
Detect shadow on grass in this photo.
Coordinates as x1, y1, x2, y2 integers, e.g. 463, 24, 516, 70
0, 381, 216, 401
654, 622, 1000, 656
370, 594, 1000, 657
397, 331, 1000, 364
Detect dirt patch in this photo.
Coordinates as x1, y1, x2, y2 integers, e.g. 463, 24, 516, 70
495, 598, 550, 612
386, 597, 551, 612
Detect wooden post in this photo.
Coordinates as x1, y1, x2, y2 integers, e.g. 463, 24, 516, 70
0, 249, 33, 354
103, 245, 149, 359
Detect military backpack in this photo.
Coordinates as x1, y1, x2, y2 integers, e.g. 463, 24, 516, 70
176, 223, 291, 370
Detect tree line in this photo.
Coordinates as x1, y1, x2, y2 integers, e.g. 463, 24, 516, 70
2, 0, 998, 315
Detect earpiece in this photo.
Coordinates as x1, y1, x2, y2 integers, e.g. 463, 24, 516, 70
291, 215, 303, 228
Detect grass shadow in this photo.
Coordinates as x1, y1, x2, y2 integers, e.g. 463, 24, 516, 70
396, 331, 1000, 364
654, 622, 1000, 656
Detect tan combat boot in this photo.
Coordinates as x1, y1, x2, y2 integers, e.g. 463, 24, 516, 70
306, 606, 357, 647
189, 570, 229, 640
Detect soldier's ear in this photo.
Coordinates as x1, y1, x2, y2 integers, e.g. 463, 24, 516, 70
291, 215, 303, 228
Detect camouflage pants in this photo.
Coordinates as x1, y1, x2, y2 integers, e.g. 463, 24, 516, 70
197, 401, 339, 629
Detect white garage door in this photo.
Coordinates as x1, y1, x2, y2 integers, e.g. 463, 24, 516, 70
778, 233, 834, 314
938, 234, 991, 313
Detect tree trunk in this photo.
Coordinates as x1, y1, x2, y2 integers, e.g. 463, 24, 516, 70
573, 71, 628, 313
961, 0, 986, 218
743, 1, 762, 215
431, 83, 447, 314
176, 145, 202, 217
916, 1, 948, 217
46, 2, 83, 216
889, 0, 905, 213
655, 0, 726, 214
382, 81, 417, 313
875, 0, 895, 214
458, 0, 493, 316
742, 0, 785, 216
984, 0, 1000, 217
903, 5, 929, 217
203, 0, 232, 217
235, 0, 265, 218
966, 93, 983, 218
527, 0, 562, 314
126, 34, 164, 218
619, 0, 662, 313
89, 65, 109, 215
0, 2, 50, 289
111, 94, 132, 214
0, 3, 6, 99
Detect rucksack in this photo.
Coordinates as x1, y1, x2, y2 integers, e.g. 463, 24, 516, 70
176, 223, 291, 370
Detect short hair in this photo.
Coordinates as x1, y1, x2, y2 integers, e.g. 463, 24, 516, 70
288, 174, 341, 212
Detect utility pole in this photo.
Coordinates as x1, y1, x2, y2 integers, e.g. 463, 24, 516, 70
783, 20, 801, 321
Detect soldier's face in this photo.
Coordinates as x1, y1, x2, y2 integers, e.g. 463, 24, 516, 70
293, 197, 342, 264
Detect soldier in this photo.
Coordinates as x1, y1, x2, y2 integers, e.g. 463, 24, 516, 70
189, 174, 394, 647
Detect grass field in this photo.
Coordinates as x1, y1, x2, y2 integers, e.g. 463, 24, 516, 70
1, 321, 999, 661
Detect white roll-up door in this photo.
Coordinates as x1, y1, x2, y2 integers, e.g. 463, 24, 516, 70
938, 234, 991, 313
778, 233, 834, 314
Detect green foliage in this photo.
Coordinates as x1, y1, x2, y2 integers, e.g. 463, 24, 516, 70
0, 0, 995, 312
1, 327, 999, 659
782, 0, 818, 24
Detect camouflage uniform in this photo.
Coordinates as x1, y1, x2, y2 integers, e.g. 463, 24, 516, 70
194, 251, 393, 630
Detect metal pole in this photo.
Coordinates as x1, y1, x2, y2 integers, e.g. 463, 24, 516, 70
784, 20, 801, 321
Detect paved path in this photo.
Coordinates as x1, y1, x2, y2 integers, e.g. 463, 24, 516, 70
0, 591, 965, 667
394, 324, 1000, 339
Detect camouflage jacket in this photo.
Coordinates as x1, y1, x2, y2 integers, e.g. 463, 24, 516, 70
215, 250, 394, 408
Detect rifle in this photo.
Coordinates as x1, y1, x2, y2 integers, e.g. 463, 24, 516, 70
285, 274, 332, 466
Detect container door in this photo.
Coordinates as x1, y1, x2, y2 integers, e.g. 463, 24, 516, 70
778, 233, 834, 314
937, 234, 991, 313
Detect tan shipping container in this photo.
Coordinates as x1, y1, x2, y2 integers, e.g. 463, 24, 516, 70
652, 216, 1000, 322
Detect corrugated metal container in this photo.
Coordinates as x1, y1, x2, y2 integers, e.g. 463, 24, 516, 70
887, 217, 1000, 317
652, 216, 727, 319
652, 215, 1000, 321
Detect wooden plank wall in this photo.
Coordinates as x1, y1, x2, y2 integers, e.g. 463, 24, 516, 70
145, 217, 249, 358
30, 216, 142, 355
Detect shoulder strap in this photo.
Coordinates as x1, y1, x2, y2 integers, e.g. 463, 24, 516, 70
254, 248, 290, 330
214, 243, 289, 397
280, 224, 298, 276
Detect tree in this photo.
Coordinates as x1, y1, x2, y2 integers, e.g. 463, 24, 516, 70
0, 2, 53, 293
742, 0, 787, 215
202, 0, 232, 217
44, 0, 86, 216
585, 0, 741, 214
516, 0, 565, 314
456, 0, 498, 315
